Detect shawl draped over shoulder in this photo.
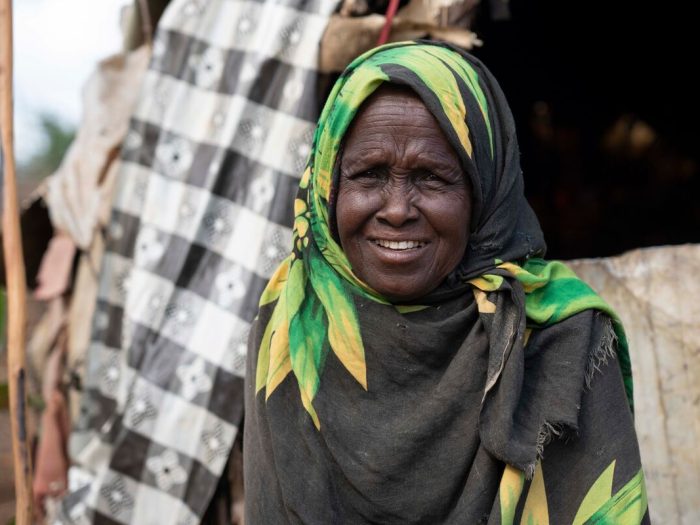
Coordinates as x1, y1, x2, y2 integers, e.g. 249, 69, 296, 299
244, 41, 649, 524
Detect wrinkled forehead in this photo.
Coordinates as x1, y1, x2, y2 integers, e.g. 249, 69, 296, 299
339, 84, 454, 162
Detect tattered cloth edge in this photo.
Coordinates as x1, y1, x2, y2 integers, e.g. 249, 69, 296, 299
525, 315, 618, 479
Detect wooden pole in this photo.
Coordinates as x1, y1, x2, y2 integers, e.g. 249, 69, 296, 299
0, 1, 34, 523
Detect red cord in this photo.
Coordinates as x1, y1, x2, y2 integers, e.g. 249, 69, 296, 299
377, 0, 401, 45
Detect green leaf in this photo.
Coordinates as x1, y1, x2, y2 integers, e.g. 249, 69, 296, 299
289, 289, 329, 428
522, 462, 549, 524
573, 461, 615, 525
308, 252, 366, 390
500, 465, 525, 525
584, 468, 647, 525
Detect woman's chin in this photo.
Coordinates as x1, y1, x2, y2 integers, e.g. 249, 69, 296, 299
367, 278, 435, 304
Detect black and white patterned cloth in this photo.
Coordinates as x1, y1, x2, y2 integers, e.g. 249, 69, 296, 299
59, 0, 340, 522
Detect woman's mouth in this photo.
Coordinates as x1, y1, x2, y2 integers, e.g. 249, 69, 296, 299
371, 239, 427, 250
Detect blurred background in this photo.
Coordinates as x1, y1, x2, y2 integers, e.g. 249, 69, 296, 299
2, 1, 127, 522
13, 0, 127, 183
472, 1, 699, 258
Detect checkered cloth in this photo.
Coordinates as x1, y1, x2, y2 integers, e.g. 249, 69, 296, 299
58, 0, 340, 522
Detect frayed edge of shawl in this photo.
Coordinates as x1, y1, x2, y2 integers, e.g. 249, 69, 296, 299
524, 421, 567, 479
524, 462, 536, 480
585, 315, 618, 390
535, 421, 565, 459
524, 316, 618, 479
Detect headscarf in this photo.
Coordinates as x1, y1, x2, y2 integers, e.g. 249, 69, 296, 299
254, 40, 632, 454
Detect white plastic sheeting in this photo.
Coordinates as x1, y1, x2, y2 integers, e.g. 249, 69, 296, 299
569, 244, 700, 525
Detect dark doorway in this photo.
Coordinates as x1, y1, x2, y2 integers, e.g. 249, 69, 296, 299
472, 1, 700, 259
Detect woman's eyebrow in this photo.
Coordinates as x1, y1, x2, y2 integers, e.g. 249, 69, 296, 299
408, 155, 461, 172
341, 150, 387, 169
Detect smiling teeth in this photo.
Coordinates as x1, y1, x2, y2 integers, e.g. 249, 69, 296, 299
374, 240, 425, 250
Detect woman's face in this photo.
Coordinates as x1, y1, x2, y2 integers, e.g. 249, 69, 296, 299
336, 87, 472, 302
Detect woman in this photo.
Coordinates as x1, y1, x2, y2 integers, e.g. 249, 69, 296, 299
244, 41, 649, 524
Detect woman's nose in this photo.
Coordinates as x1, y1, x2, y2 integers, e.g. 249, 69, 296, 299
376, 183, 419, 226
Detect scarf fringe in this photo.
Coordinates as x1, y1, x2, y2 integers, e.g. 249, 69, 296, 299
525, 421, 565, 479
525, 316, 618, 479
585, 315, 618, 390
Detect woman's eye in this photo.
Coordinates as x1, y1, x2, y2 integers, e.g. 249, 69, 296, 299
353, 168, 385, 181
418, 171, 444, 184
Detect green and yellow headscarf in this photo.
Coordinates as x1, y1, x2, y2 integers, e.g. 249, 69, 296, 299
255, 41, 632, 430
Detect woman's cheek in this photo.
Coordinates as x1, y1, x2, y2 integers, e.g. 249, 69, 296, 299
338, 186, 381, 221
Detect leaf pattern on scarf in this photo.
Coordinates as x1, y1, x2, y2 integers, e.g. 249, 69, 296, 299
571, 462, 647, 525
265, 319, 292, 397
521, 462, 549, 525
496, 460, 647, 525
573, 461, 616, 525
308, 253, 366, 390
257, 261, 304, 388
289, 287, 327, 429
499, 465, 525, 525
584, 468, 647, 524
259, 257, 291, 306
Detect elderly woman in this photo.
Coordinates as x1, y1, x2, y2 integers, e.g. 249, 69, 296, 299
244, 41, 649, 524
